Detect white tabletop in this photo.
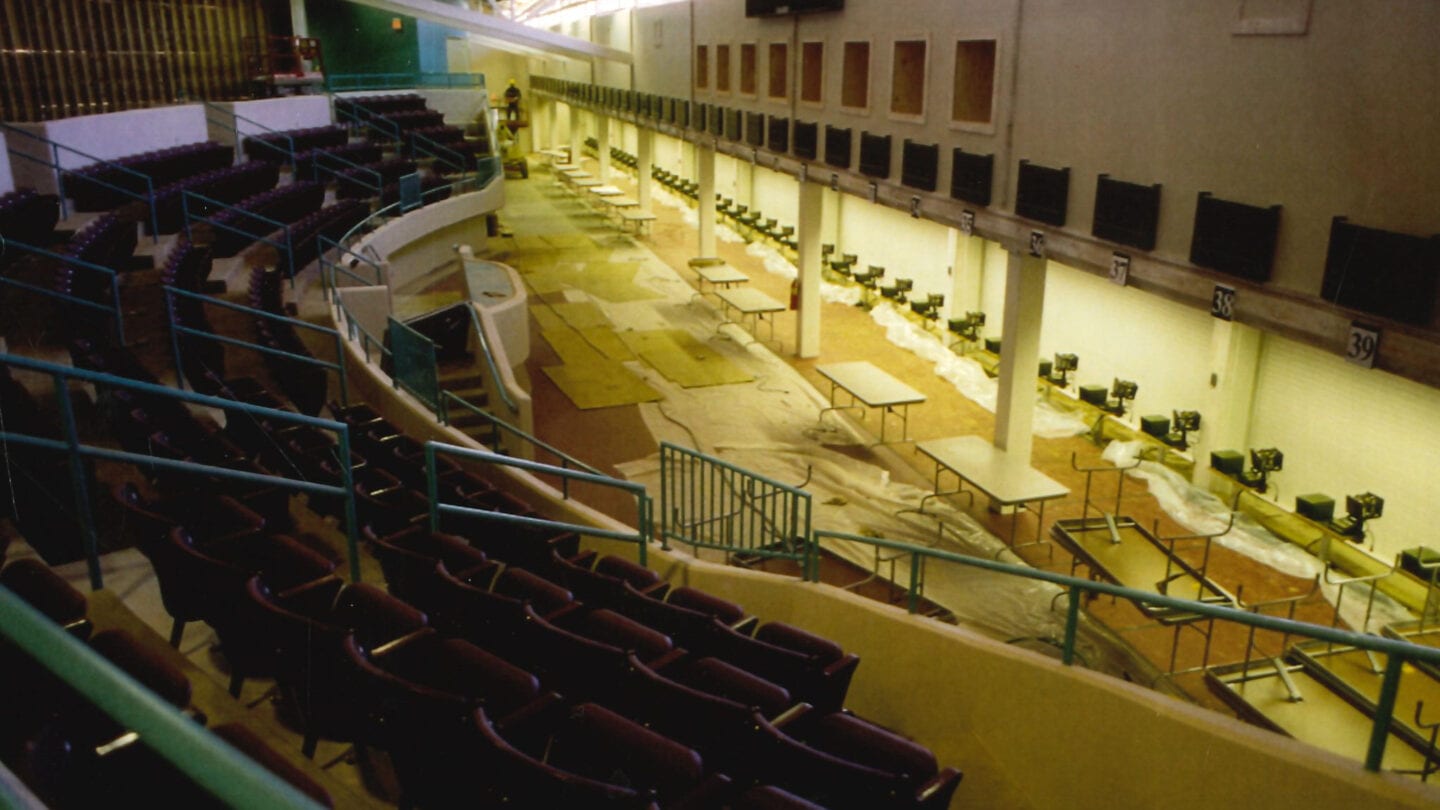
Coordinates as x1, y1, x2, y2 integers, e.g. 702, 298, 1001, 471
916, 435, 1069, 505
590, 185, 624, 196
816, 361, 926, 408
541, 149, 570, 158
717, 286, 785, 314
696, 263, 749, 285
572, 178, 603, 187
558, 166, 588, 175
603, 197, 640, 208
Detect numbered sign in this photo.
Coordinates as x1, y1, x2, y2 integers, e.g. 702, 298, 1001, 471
1028, 230, 1046, 258
1109, 252, 1130, 287
1346, 322, 1380, 368
959, 210, 975, 236
910, 196, 921, 219
1211, 284, 1236, 321
867, 182, 878, 204
830, 173, 840, 192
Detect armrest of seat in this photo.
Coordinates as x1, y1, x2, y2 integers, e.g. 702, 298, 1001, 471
915, 766, 963, 810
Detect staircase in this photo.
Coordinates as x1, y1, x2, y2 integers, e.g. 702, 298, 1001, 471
438, 359, 500, 448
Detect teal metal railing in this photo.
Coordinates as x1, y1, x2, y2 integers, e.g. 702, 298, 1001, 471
0, 237, 126, 345
0, 589, 324, 808
388, 315, 441, 413
310, 149, 383, 196
813, 528, 1440, 773
659, 442, 816, 580
424, 441, 652, 566
438, 391, 598, 497
0, 352, 362, 587
181, 190, 296, 279
330, 96, 402, 143
162, 286, 349, 408
202, 101, 297, 170
0, 122, 160, 239
326, 73, 487, 92
462, 302, 519, 416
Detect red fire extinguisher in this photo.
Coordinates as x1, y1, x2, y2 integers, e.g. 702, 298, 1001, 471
789, 279, 799, 310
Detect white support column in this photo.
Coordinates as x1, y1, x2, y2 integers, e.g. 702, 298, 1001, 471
568, 105, 581, 164
1196, 319, 1264, 475
796, 176, 824, 358
697, 141, 717, 258
992, 249, 1048, 465
547, 98, 559, 150
949, 230, 985, 318
290, 0, 309, 36
597, 115, 611, 181
636, 127, 653, 212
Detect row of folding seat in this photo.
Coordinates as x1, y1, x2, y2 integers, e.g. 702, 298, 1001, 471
0, 364, 92, 562
361, 108, 446, 139
207, 180, 325, 258
147, 160, 281, 236
0, 187, 60, 249
0, 557, 336, 808
63, 141, 233, 212
334, 157, 418, 200
293, 141, 383, 182
241, 125, 347, 164
356, 526, 961, 809
333, 93, 428, 121
50, 212, 140, 321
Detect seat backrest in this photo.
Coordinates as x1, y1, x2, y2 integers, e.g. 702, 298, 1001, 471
212, 723, 334, 808
382, 631, 541, 719
682, 656, 792, 717
665, 585, 746, 626
799, 712, 937, 783
470, 707, 655, 809
0, 558, 90, 635
89, 629, 192, 709
568, 608, 673, 663
756, 621, 846, 665
548, 702, 704, 803
493, 566, 573, 616
331, 582, 428, 651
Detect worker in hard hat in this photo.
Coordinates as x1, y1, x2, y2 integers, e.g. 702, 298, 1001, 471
504, 79, 522, 121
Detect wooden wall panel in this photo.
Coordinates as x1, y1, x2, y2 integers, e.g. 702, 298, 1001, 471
0, 0, 269, 122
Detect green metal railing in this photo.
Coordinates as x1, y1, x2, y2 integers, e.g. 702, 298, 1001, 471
438, 391, 597, 496
162, 286, 349, 408
658, 442, 816, 580
0, 236, 126, 345
462, 301, 519, 416
326, 73, 487, 92
813, 528, 1440, 773
0, 352, 362, 587
202, 101, 298, 171
0, 589, 324, 808
388, 315, 441, 413
0, 122, 160, 239
181, 190, 297, 279
311, 149, 383, 196
424, 442, 652, 566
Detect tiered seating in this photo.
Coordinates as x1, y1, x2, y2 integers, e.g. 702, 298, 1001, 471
160, 240, 228, 391
379, 172, 451, 208
335, 157, 417, 199
50, 212, 139, 316
365, 109, 445, 140
245, 264, 319, 416
241, 125, 347, 164
0, 557, 335, 808
148, 160, 280, 236
294, 142, 383, 181
0, 366, 96, 562
0, 188, 61, 250
207, 180, 325, 258
333, 93, 428, 123
62, 141, 233, 212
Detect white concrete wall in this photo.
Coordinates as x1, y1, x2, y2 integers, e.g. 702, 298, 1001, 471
1248, 333, 1440, 559
9, 106, 208, 194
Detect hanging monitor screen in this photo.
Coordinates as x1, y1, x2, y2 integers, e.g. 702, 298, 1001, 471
746, 0, 844, 17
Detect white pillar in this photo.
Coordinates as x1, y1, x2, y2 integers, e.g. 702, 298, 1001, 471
949, 230, 985, 319
636, 128, 653, 212
992, 249, 1048, 464
697, 141, 717, 258
796, 177, 824, 358
1196, 319, 1263, 475
547, 97, 559, 150
290, 0, 309, 36
597, 114, 611, 181
568, 105, 581, 165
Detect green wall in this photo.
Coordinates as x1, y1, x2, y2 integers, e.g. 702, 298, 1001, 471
307, 0, 419, 78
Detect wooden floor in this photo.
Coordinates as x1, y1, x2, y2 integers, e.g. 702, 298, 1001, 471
493, 154, 1344, 714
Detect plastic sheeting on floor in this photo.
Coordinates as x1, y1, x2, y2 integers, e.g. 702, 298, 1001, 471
1102, 440, 1411, 633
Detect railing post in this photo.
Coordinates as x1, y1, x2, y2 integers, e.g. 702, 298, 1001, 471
53, 372, 103, 590
338, 426, 361, 582
1062, 585, 1082, 665
166, 287, 186, 390
907, 553, 921, 613
425, 443, 440, 534
1365, 653, 1406, 771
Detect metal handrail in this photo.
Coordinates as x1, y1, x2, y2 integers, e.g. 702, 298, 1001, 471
438, 391, 599, 490
181, 189, 296, 279
814, 527, 1439, 772
310, 149, 383, 194
162, 286, 349, 408
410, 130, 468, 178
0, 352, 361, 586
0, 237, 126, 344
423, 441, 652, 565
462, 302, 519, 415
202, 101, 298, 170
0, 122, 160, 239
326, 72, 487, 92
0, 589, 323, 808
